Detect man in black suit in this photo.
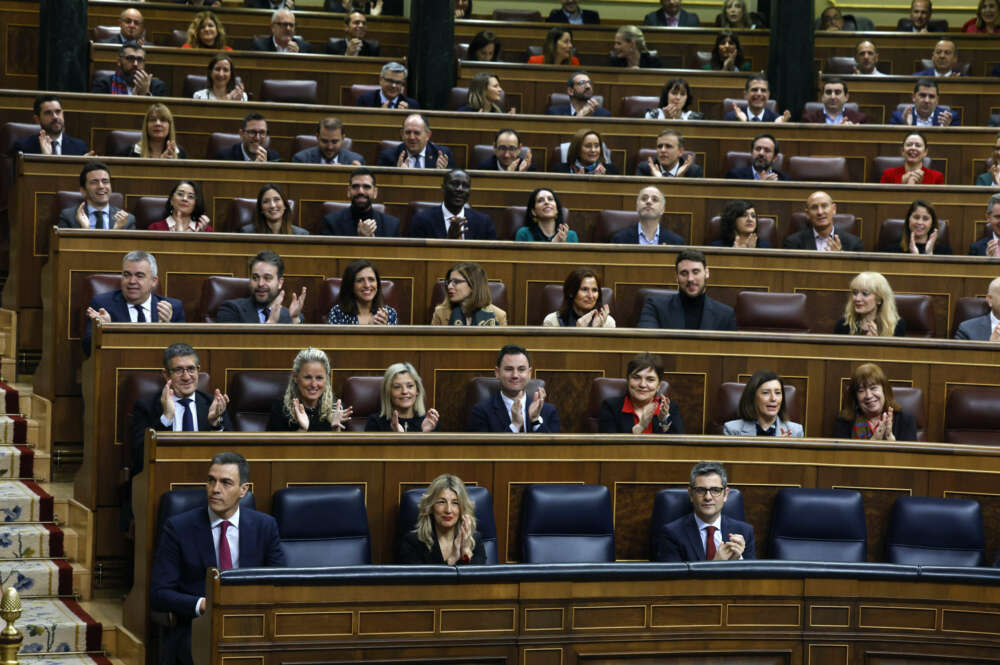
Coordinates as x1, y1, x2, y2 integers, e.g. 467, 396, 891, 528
13, 95, 89, 156
409, 170, 497, 240
546, 0, 601, 24
376, 114, 454, 169
970, 193, 1000, 257
91, 42, 168, 97
468, 345, 560, 433
291, 117, 365, 165
654, 461, 756, 562
98, 7, 145, 45
150, 452, 282, 665
610, 186, 685, 245
637, 249, 737, 330
783, 191, 864, 251
245, 0, 294, 8
58, 163, 135, 231
216, 250, 306, 324
725, 133, 789, 181
251, 9, 312, 52
897, 0, 946, 32
546, 71, 610, 117
215, 112, 281, 162
327, 11, 380, 56
475, 128, 535, 172
82, 250, 184, 354
643, 0, 700, 27
636, 129, 702, 178
355, 62, 419, 109
722, 76, 790, 123
321, 168, 400, 237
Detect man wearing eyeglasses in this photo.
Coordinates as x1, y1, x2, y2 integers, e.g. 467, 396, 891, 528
214, 112, 281, 162
475, 128, 535, 172
98, 7, 145, 46
92, 42, 167, 96
356, 62, 419, 109
654, 461, 755, 561
252, 9, 312, 53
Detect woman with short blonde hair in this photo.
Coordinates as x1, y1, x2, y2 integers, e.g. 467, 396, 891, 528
834, 272, 905, 337
399, 473, 485, 565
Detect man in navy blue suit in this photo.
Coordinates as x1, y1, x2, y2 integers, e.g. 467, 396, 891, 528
722, 76, 790, 123
610, 186, 685, 245
546, 0, 601, 24
376, 114, 453, 169
655, 461, 755, 561
725, 133, 789, 181
409, 170, 497, 240
291, 117, 365, 165
13, 95, 89, 156
468, 345, 560, 433
971, 193, 1000, 257
914, 40, 964, 77
889, 79, 959, 127
355, 62, 418, 109
475, 129, 536, 172
546, 72, 610, 117
151, 452, 284, 665
214, 113, 281, 162
82, 250, 185, 355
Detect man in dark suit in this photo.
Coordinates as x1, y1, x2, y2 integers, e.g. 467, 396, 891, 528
58, 162, 135, 233
91, 42, 168, 96
636, 129, 702, 178
251, 9, 312, 52
291, 117, 365, 165
801, 79, 868, 125
783, 191, 864, 251
914, 40, 964, 77
151, 452, 283, 665
955, 278, 1000, 340
546, 0, 601, 24
98, 7, 145, 45
655, 462, 756, 562
468, 345, 560, 433
610, 186, 685, 245
890, 79, 959, 127
245, 0, 294, 8
355, 62, 419, 109
409, 170, 497, 240
475, 128, 536, 172
546, 71, 610, 117
215, 112, 281, 162
82, 250, 182, 355
722, 76, 789, 123
321, 168, 400, 237
376, 114, 454, 169
897, 0, 946, 31
638, 249, 736, 331
725, 134, 789, 181
643, 0, 700, 26
971, 194, 1000, 256
327, 11, 380, 56
13, 95, 89, 156
216, 250, 306, 324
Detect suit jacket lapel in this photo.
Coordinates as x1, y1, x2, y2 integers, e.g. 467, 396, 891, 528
683, 514, 706, 560
197, 510, 218, 569
492, 393, 510, 429
433, 209, 447, 237
238, 511, 255, 567
666, 294, 684, 328
111, 291, 131, 321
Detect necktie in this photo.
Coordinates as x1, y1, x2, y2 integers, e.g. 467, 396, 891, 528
705, 525, 717, 560
261, 307, 271, 323
53, 141, 61, 155
93, 210, 105, 230
448, 216, 463, 239
414, 155, 422, 168
218, 520, 233, 570
511, 397, 524, 432
179, 398, 194, 431
134, 304, 146, 323
751, 116, 761, 122
666, 15, 678, 26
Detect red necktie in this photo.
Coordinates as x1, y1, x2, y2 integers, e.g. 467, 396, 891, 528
704, 525, 717, 560
218, 520, 233, 570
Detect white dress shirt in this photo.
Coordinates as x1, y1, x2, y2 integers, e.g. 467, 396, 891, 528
196, 506, 240, 615
159, 392, 200, 431
128, 295, 153, 323
440, 203, 466, 237
500, 392, 542, 433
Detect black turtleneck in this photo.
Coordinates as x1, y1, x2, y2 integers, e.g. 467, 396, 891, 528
679, 291, 706, 330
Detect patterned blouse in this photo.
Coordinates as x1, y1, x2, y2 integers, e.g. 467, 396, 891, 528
327, 304, 398, 325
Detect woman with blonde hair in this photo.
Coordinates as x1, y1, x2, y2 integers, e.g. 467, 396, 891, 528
458, 72, 512, 113
183, 11, 231, 50
130, 103, 185, 159
833, 272, 906, 337
267, 347, 353, 432
366, 362, 440, 432
431, 262, 507, 326
399, 473, 485, 565
609, 26, 662, 68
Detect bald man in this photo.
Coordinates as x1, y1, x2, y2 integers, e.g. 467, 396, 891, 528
955, 278, 1000, 341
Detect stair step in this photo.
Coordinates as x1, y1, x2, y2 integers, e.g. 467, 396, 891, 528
18, 599, 102, 654
0, 524, 64, 559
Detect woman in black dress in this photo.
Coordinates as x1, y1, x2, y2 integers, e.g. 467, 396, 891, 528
365, 362, 440, 432
398, 474, 486, 565
267, 347, 353, 432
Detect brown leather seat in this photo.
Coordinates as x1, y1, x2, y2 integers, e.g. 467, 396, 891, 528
892, 386, 927, 441
491, 9, 542, 20
801, 101, 861, 116
945, 387, 1000, 445
169, 29, 187, 47
471, 144, 495, 169
134, 196, 168, 230
547, 93, 605, 111
723, 151, 784, 175
91, 69, 116, 91
448, 87, 470, 110
585, 377, 669, 433
706, 215, 777, 247
735, 292, 810, 333
529, 283, 614, 326
952, 297, 989, 337
877, 218, 949, 252
378, 139, 401, 157
54, 191, 124, 226
407, 201, 438, 225
78, 274, 123, 339
228, 370, 288, 432
525, 45, 543, 60
183, 75, 209, 99
227, 198, 296, 232
455, 43, 469, 60
722, 98, 778, 117
633, 287, 674, 328
707, 381, 799, 435
619, 96, 659, 118
105, 130, 141, 157
346, 84, 380, 106
428, 281, 507, 323
787, 212, 858, 239
502, 206, 571, 241
207, 132, 241, 159
93, 25, 120, 41
291, 134, 351, 155
894, 293, 935, 337
824, 56, 857, 75
918, 58, 971, 76
463, 376, 546, 417
120, 370, 210, 466
1, 122, 40, 154
259, 79, 318, 104
786, 156, 850, 183
200, 276, 248, 322
341, 376, 383, 431
596, 210, 638, 243
694, 51, 713, 68
873, 155, 938, 182
317, 277, 406, 324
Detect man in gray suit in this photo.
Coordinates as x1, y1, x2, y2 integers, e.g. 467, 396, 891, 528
638, 249, 736, 331
215, 250, 306, 324
291, 117, 365, 165
955, 277, 1000, 341
58, 162, 135, 230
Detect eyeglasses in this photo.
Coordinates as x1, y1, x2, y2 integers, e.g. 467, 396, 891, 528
273, 21, 295, 28
496, 144, 520, 153
381, 76, 406, 88
169, 365, 199, 376
690, 486, 726, 497
243, 129, 268, 137
122, 55, 145, 63
446, 278, 468, 286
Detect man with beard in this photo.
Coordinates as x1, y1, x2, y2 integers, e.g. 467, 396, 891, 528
214, 112, 281, 162
320, 168, 400, 237
409, 170, 497, 240
215, 250, 306, 323
14, 94, 89, 155
92, 42, 167, 96
637, 249, 736, 330
546, 0, 601, 24
889, 79, 958, 126
376, 114, 453, 169
783, 191, 864, 251
610, 186, 685, 245
292, 117, 365, 165
643, 0, 700, 27
99, 7, 145, 45
546, 71, 610, 117
725, 134, 789, 181
327, 11, 381, 56
475, 129, 535, 172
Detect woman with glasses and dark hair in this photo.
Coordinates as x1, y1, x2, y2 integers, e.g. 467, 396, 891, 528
598, 353, 683, 434
398, 473, 485, 565
148, 181, 212, 232
328, 259, 397, 325
543, 267, 614, 327
366, 362, 440, 432
832, 363, 918, 441
431, 262, 507, 326
723, 370, 803, 437
645, 78, 704, 120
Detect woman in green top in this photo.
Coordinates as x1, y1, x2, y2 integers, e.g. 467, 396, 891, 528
703, 30, 751, 72
514, 188, 579, 243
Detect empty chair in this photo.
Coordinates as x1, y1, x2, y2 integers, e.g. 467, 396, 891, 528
492, 8, 542, 20
259, 79, 318, 105
619, 95, 659, 118
272, 485, 371, 566
945, 387, 1000, 445
735, 292, 810, 333
134, 196, 168, 230
894, 293, 935, 337
199, 276, 248, 322
521, 484, 614, 563
786, 156, 850, 183
891, 387, 927, 442
105, 130, 142, 157
649, 487, 745, 560
708, 381, 799, 435
885, 496, 984, 566
227, 370, 287, 432
769, 488, 866, 562
340, 376, 382, 431
397, 485, 498, 564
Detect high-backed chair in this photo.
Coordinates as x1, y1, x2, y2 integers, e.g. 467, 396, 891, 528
259, 79, 319, 104
92, 26, 120, 42
894, 293, 935, 337
584, 377, 669, 433
272, 485, 371, 566
825, 56, 890, 75
293, 135, 354, 156
546, 93, 605, 112
340, 376, 383, 431
54, 191, 124, 227
529, 283, 614, 326
885, 496, 985, 566
650, 487, 745, 560
105, 130, 141, 157
79, 273, 126, 340
454, 43, 469, 59
227, 197, 296, 232
801, 101, 861, 117
346, 84, 380, 106
786, 156, 850, 182
316, 277, 404, 324
227, 370, 287, 432
397, 485, 498, 564
632, 287, 674, 328
492, 8, 542, 20
123, 372, 211, 473
694, 51, 713, 68
877, 218, 950, 252
722, 98, 778, 117
134, 197, 168, 230
917, 58, 971, 76
503, 206, 569, 241
945, 387, 1000, 444
707, 381, 799, 435
735, 292, 810, 333
892, 387, 927, 442
520, 484, 614, 563
873, 155, 936, 182
952, 297, 989, 337
199, 276, 248, 322
706, 215, 777, 247
619, 96, 659, 118
168, 29, 187, 47
1, 123, 39, 202
723, 151, 784, 176
428, 281, 508, 323
769, 488, 867, 562
207, 132, 241, 159
463, 377, 545, 418
470, 144, 495, 169
183, 75, 209, 99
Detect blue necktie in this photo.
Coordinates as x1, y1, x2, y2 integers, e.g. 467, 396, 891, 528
94, 210, 105, 229
179, 398, 194, 431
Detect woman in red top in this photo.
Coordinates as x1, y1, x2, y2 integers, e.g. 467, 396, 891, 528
962, 0, 1000, 32
527, 27, 580, 66
879, 132, 944, 185
597, 353, 683, 434
148, 181, 213, 232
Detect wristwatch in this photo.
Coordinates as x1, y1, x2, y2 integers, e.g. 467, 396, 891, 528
530, 417, 543, 428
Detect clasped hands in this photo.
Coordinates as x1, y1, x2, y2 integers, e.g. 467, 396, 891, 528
632, 394, 671, 434
712, 533, 746, 560
160, 380, 229, 428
